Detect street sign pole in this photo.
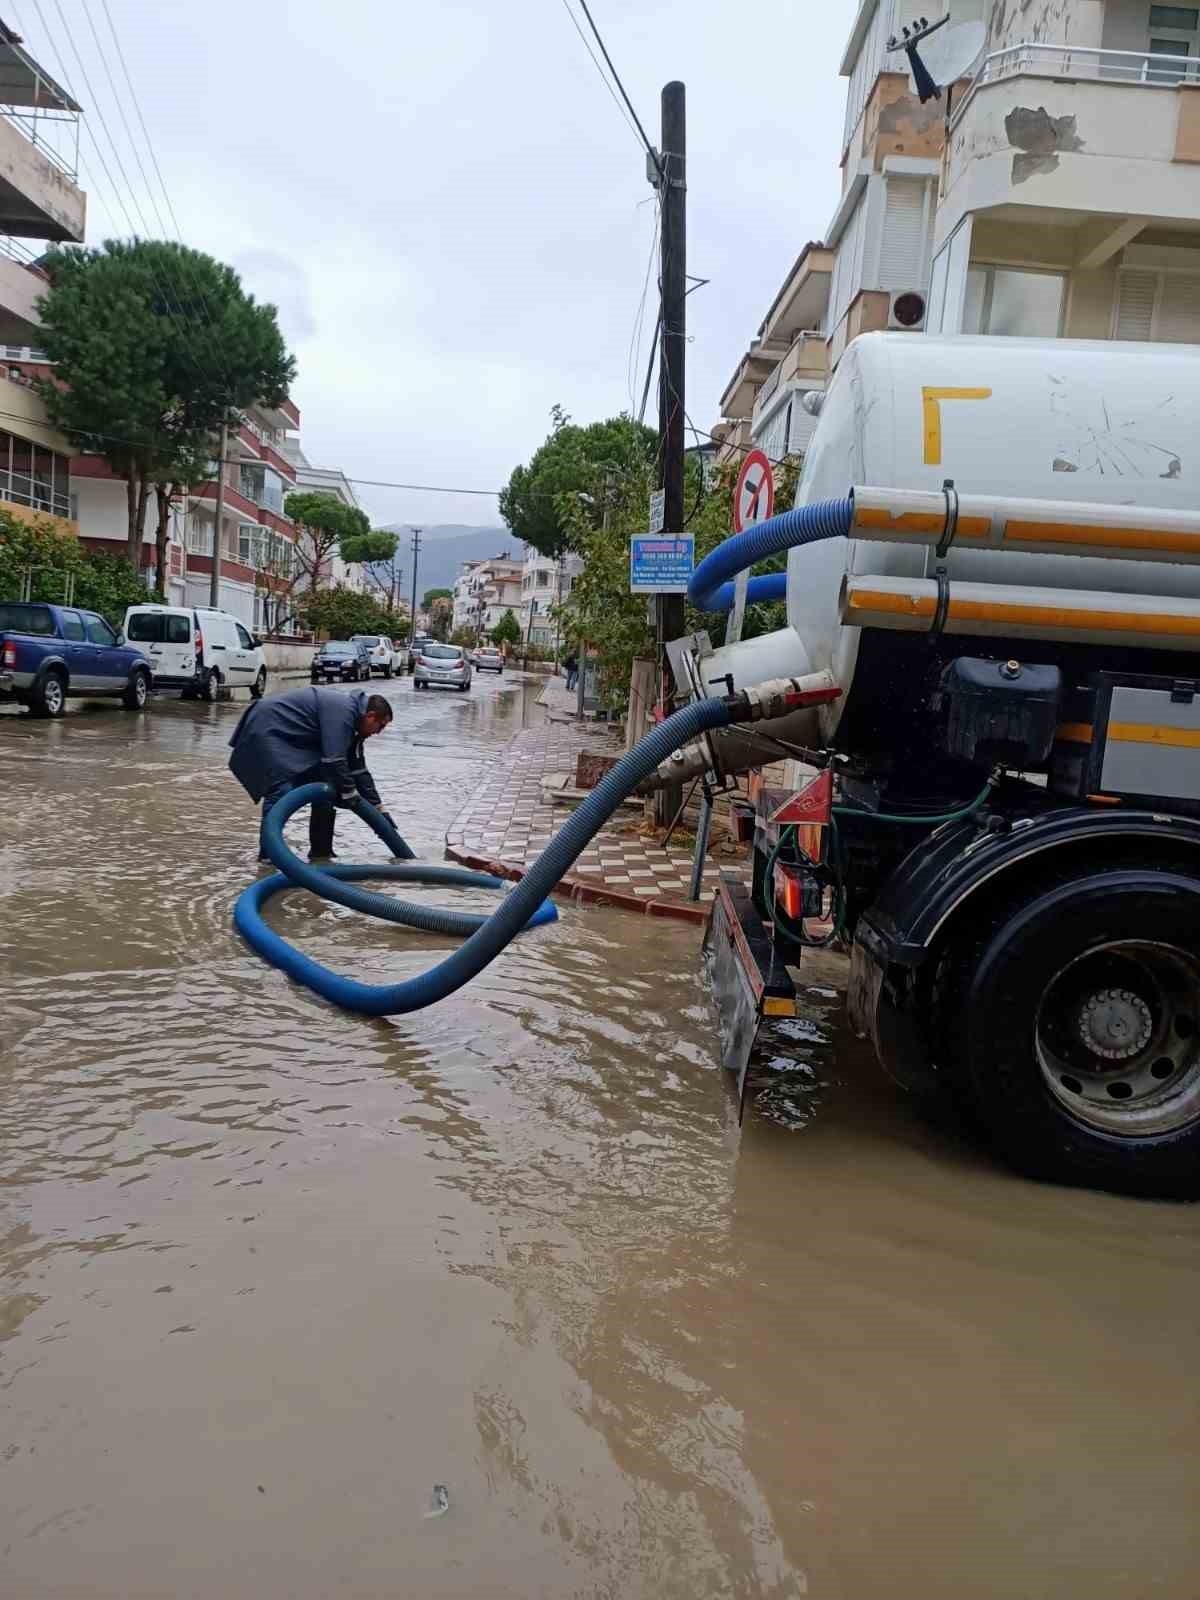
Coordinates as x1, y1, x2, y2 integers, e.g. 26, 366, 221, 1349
727, 448, 775, 647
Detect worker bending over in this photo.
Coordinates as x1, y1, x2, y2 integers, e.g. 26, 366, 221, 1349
228, 684, 394, 861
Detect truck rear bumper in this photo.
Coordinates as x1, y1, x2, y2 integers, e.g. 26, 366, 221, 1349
0, 668, 33, 694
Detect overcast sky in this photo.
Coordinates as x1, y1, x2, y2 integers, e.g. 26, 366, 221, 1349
18, 0, 848, 532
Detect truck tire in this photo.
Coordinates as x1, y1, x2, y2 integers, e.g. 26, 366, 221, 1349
31, 668, 66, 718
251, 668, 267, 699
944, 861, 1200, 1198
122, 667, 150, 710
201, 667, 220, 703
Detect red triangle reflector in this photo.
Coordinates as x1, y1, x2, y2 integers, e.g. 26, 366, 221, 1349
769, 768, 832, 826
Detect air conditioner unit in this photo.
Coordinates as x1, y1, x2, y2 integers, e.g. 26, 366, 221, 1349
888, 288, 927, 331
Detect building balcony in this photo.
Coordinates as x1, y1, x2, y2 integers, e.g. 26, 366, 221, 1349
0, 33, 85, 242
939, 44, 1200, 248
757, 244, 834, 349
718, 339, 787, 422
189, 480, 260, 522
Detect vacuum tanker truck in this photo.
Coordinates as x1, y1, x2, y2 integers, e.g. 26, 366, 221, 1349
684, 333, 1200, 1197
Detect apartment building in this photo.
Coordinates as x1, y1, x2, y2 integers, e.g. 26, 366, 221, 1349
0, 31, 85, 545
520, 545, 582, 649
715, 0, 1200, 454
455, 553, 523, 640
451, 560, 484, 633
280, 446, 368, 596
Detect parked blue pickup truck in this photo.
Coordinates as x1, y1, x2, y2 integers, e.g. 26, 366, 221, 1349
0, 601, 152, 717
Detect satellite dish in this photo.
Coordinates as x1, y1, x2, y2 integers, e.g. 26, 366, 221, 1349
907, 19, 986, 95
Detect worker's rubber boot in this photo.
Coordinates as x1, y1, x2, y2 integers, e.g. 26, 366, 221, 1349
309, 800, 337, 862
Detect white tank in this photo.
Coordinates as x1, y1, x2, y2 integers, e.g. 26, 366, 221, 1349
789, 332, 1200, 734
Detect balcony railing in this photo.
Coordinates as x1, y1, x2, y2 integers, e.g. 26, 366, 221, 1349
954, 43, 1200, 131
0, 102, 80, 180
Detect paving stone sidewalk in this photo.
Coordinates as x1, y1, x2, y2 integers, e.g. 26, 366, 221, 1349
444, 719, 752, 923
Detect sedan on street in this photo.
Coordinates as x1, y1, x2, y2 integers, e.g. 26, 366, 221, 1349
473, 647, 504, 674
311, 640, 372, 683
413, 642, 472, 692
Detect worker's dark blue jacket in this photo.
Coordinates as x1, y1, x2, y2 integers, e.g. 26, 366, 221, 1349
227, 685, 381, 807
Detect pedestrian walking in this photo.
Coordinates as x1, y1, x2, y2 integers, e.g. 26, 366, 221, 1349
228, 684, 394, 861
563, 652, 579, 693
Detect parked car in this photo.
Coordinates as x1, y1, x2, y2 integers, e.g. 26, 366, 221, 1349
123, 604, 267, 702
407, 633, 434, 671
413, 642, 472, 692
473, 647, 504, 674
350, 634, 396, 678
0, 600, 152, 717
311, 640, 372, 683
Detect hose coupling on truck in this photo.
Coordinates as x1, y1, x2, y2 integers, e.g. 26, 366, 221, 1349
642, 672, 843, 790
729, 672, 842, 726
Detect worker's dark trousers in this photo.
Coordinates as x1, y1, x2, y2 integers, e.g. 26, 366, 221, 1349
260, 766, 337, 859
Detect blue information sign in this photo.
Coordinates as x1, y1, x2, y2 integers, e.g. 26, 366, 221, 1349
629, 534, 694, 594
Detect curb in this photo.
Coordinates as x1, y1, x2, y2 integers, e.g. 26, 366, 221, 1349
443, 841, 710, 926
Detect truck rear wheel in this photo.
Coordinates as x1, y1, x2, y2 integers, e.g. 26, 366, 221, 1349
31, 669, 66, 718
947, 863, 1200, 1198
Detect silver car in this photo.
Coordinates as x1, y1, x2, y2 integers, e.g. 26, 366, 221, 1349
413, 642, 472, 692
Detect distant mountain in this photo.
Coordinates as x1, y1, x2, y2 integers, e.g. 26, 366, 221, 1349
381, 524, 519, 598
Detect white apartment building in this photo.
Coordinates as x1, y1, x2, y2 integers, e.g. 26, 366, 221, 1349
716, 0, 1200, 453
451, 559, 484, 633
520, 546, 582, 649
281, 446, 368, 596
455, 553, 522, 639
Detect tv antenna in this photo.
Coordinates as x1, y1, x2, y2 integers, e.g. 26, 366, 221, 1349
887, 14, 986, 119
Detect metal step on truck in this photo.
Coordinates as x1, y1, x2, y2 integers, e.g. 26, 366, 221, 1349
681, 333, 1200, 1199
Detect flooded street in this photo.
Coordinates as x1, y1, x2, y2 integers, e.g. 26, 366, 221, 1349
2, 675, 1198, 1598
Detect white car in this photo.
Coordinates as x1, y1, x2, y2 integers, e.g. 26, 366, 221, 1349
123, 604, 267, 702
350, 634, 395, 678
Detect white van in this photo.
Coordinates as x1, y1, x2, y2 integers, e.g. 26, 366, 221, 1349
123, 604, 267, 701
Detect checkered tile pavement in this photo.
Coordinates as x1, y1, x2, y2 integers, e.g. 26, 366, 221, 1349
445, 724, 753, 921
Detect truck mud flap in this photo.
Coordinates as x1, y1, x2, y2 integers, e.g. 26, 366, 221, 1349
702, 871, 796, 1121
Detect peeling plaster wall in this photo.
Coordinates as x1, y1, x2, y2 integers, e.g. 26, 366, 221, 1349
987, 0, 1104, 50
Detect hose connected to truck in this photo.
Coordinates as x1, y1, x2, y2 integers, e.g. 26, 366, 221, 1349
687, 496, 854, 612
237, 693, 761, 1016
235, 496, 860, 1018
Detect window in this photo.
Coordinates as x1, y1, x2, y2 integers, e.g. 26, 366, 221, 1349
962, 266, 1065, 337
1115, 269, 1200, 342
84, 613, 117, 646
60, 610, 85, 641
1149, 5, 1197, 27
127, 612, 165, 642
236, 623, 255, 648
879, 176, 933, 292
0, 602, 54, 634
165, 614, 191, 644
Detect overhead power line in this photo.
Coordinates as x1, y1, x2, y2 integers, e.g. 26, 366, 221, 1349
557, 0, 644, 152
575, 0, 662, 177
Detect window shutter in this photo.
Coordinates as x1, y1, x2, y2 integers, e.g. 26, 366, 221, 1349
879, 176, 929, 290
789, 400, 820, 456
1114, 271, 1158, 340
1156, 273, 1200, 344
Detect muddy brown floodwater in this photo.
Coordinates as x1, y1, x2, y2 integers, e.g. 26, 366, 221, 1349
1, 675, 1198, 1598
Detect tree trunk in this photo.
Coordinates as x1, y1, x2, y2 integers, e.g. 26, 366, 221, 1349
153, 483, 174, 599
126, 468, 151, 572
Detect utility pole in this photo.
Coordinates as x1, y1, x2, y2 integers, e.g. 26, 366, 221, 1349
208, 416, 229, 607
408, 527, 422, 659
656, 80, 686, 823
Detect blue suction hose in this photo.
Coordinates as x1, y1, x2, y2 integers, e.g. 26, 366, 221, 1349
687, 497, 854, 612
237, 695, 739, 1016
235, 496, 857, 1017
